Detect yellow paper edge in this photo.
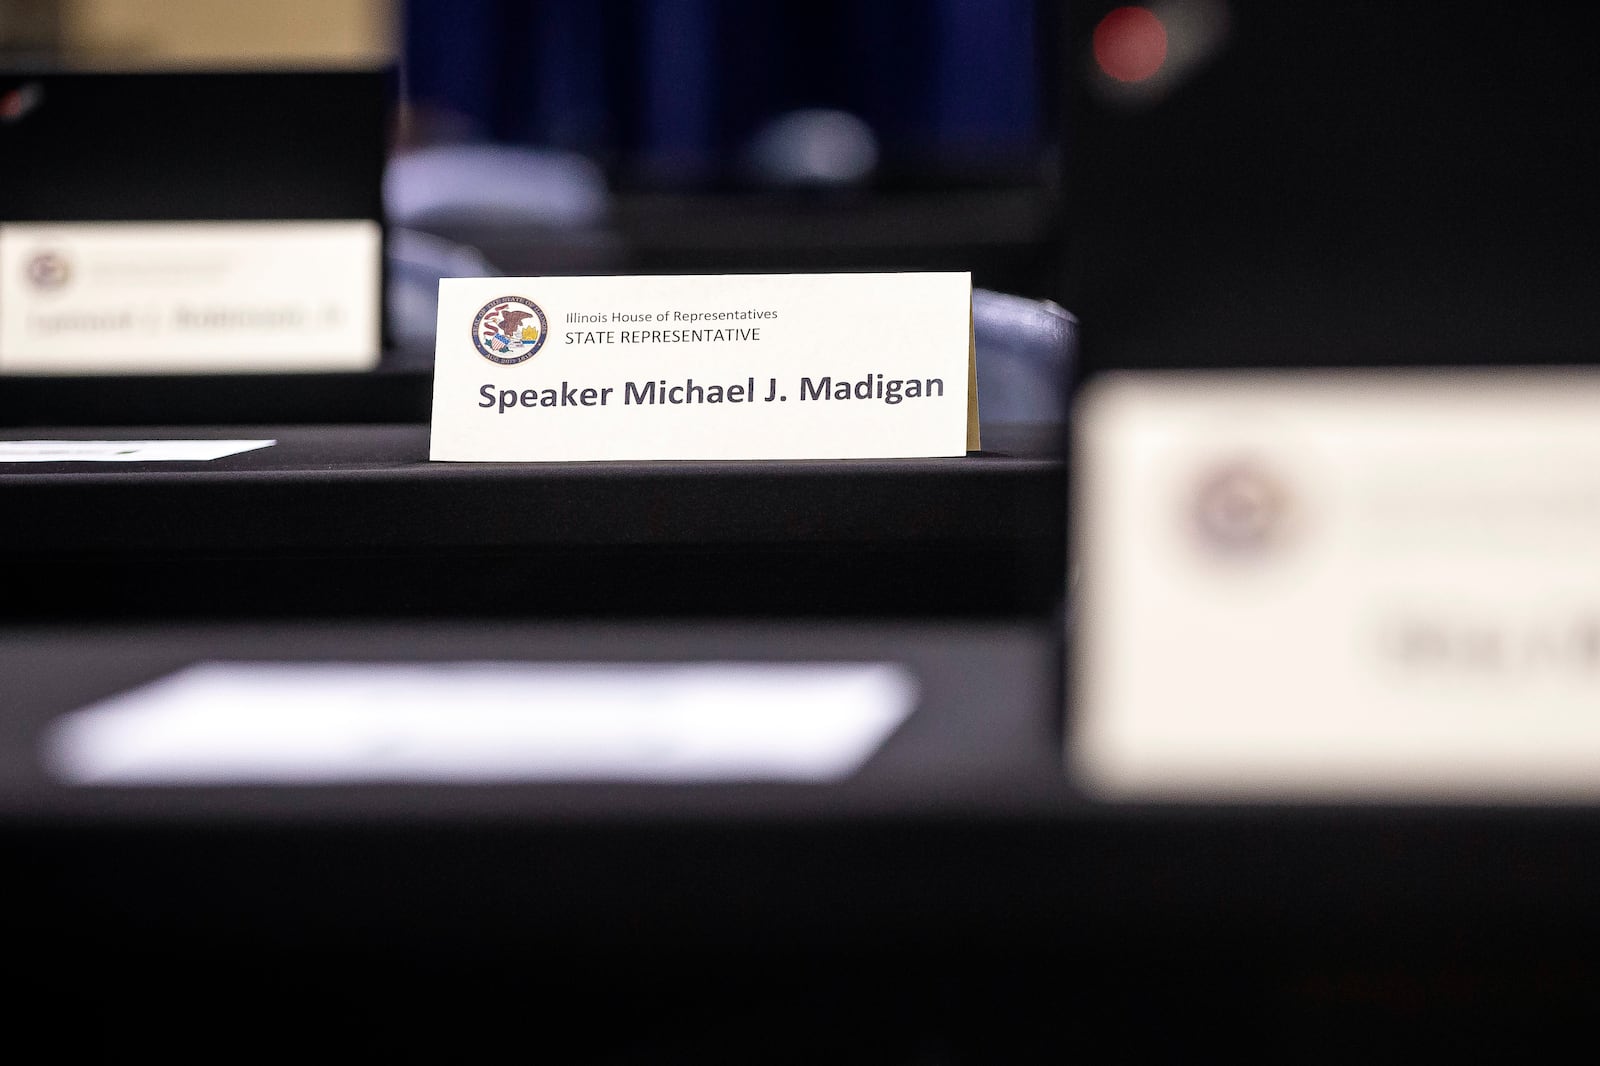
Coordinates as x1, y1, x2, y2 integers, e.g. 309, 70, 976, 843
965, 296, 980, 452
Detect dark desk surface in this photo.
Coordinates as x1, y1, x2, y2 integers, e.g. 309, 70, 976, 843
0, 421, 1060, 551
0, 618, 1062, 821
5, 620, 1599, 1057
7, 617, 1600, 953
6, 430, 1595, 1057
1, 423, 1065, 618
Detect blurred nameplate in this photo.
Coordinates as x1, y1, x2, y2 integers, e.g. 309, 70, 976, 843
429, 272, 977, 462
42, 660, 918, 786
0, 221, 381, 374
1072, 369, 1600, 803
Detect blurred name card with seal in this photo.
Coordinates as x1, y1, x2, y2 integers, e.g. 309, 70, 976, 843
1072, 369, 1600, 804
0, 222, 381, 374
429, 272, 978, 462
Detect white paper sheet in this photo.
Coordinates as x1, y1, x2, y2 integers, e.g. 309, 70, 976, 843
41, 661, 919, 785
0, 439, 276, 463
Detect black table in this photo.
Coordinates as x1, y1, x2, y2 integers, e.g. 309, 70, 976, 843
5, 425, 1593, 1059
1, 423, 1065, 619
4, 617, 1600, 1060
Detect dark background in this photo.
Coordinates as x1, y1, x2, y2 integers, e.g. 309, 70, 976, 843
1067, 2, 1600, 371
401, 0, 1052, 190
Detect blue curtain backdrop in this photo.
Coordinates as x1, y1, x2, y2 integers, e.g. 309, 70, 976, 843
401, 0, 1044, 183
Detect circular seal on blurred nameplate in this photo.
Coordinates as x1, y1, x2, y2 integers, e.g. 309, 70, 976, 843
26, 251, 70, 291
1190, 458, 1294, 556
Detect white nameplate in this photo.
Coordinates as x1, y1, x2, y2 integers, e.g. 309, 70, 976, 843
1072, 368, 1600, 803
0, 439, 275, 463
41, 660, 919, 785
0, 221, 381, 374
429, 272, 977, 462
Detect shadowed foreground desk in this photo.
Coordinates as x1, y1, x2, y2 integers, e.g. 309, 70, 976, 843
4, 419, 1598, 1058
5, 618, 1600, 1060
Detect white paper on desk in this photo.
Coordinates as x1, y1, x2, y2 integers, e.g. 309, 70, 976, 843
0, 439, 275, 463
41, 661, 919, 785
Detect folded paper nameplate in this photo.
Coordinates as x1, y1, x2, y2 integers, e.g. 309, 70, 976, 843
1072, 369, 1600, 803
0, 221, 381, 374
429, 272, 977, 462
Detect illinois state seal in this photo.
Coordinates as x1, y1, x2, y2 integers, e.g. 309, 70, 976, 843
472, 297, 548, 365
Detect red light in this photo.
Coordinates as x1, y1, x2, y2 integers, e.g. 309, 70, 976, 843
1094, 6, 1169, 83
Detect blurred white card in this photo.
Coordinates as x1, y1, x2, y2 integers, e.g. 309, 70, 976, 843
0, 439, 275, 463
1072, 369, 1600, 802
0, 221, 380, 374
42, 661, 918, 785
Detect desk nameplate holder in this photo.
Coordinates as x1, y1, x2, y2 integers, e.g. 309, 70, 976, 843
1073, 368, 1600, 803
429, 272, 977, 463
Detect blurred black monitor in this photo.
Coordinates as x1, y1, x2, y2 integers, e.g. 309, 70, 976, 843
1064, 1, 1600, 374
0, 67, 405, 426
0, 68, 387, 224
